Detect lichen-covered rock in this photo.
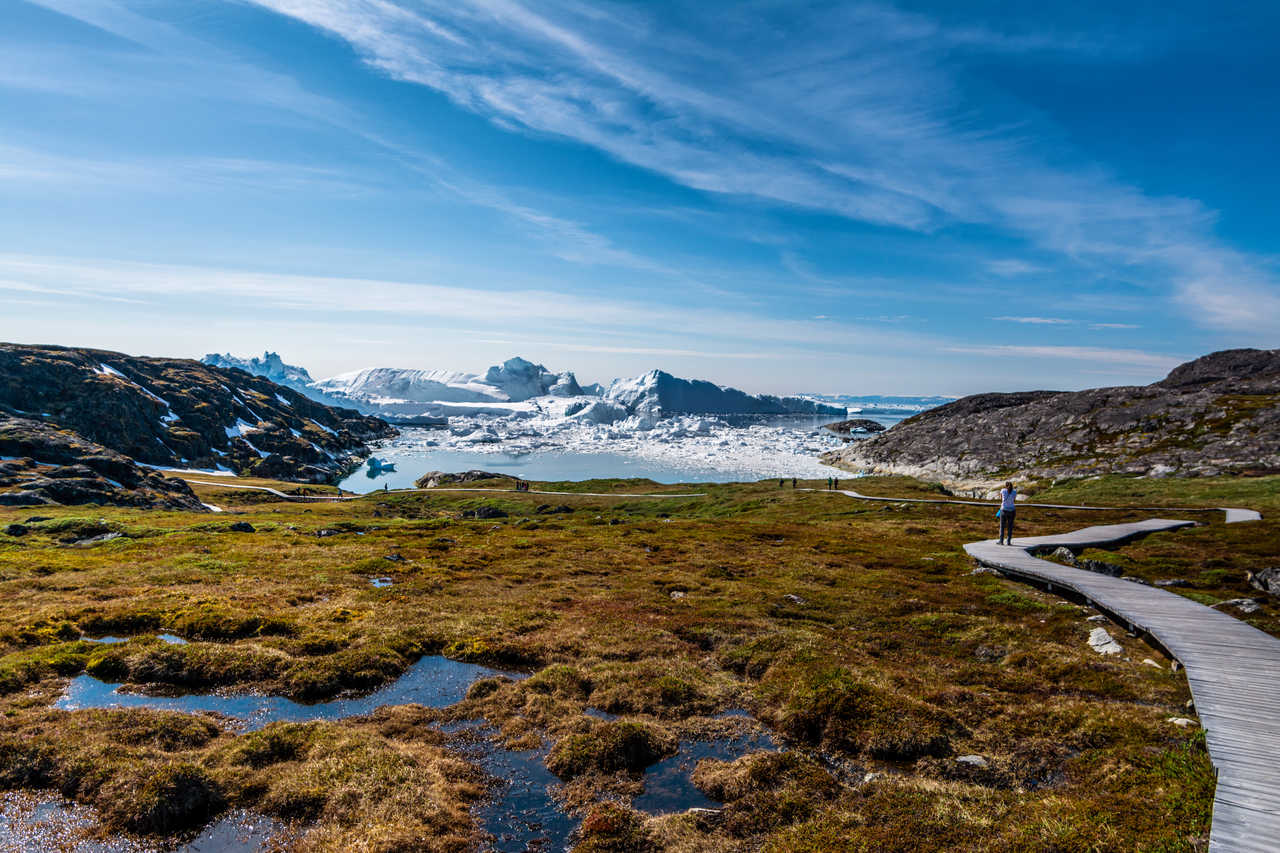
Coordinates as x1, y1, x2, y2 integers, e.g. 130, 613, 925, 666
1248, 568, 1280, 597
0, 343, 394, 483
0, 417, 204, 510
824, 348, 1280, 486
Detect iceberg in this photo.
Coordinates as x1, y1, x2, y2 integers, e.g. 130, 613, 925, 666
203, 353, 847, 427
203, 352, 315, 391
606, 370, 846, 417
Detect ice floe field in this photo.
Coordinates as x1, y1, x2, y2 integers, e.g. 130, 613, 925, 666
339, 416, 852, 491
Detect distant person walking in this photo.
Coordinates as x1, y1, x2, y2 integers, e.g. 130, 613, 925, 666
997, 481, 1018, 545
792, 478, 797, 488
833, 477, 839, 490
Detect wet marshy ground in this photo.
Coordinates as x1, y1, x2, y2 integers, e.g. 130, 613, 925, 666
40, 658, 781, 850
0, 793, 296, 852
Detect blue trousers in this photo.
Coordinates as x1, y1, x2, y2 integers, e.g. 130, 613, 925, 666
999, 509, 1016, 542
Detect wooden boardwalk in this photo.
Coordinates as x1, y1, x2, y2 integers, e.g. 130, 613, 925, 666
963, 521, 1277, 853
819, 487, 1271, 851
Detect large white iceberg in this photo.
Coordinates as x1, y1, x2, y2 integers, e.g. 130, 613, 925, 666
204, 353, 845, 423
606, 369, 846, 417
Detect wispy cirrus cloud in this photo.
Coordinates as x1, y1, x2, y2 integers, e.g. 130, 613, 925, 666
238, 0, 1279, 336
944, 344, 1180, 370
0, 252, 935, 356
986, 259, 1045, 277
992, 316, 1071, 325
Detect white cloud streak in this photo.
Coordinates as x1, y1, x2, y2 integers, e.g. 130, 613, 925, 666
944, 345, 1181, 370
992, 316, 1071, 325
0, 253, 936, 356
235, 0, 1279, 336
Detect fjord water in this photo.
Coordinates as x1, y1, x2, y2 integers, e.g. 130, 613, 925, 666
337, 412, 894, 493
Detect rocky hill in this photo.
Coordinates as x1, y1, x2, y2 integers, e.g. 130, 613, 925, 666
823, 348, 1280, 486
0, 343, 394, 486
0, 417, 204, 510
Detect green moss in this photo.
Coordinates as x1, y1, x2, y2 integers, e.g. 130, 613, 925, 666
986, 591, 1049, 612
773, 666, 954, 759
545, 721, 675, 779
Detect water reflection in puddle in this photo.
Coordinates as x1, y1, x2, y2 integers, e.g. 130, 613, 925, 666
51, 656, 779, 849
451, 712, 780, 851
369, 577, 393, 588
83, 634, 187, 646
632, 725, 779, 815
0, 793, 293, 852
447, 723, 573, 853
55, 656, 521, 731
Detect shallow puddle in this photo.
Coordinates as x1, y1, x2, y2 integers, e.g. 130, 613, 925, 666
83, 634, 187, 646
369, 577, 393, 588
447, 723, 574, 852
451, 713, 780, 851
55, 656, 522, 731
0, 792, 293, 852
632, 726, 779, 814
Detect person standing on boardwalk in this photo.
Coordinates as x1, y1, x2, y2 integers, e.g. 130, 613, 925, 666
997, 481, 1017, 544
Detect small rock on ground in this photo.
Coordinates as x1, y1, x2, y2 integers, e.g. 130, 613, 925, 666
1087, 627, 1123, 655
1167, 717, 1198, 728
1213, 598, 1263, 614
1248, 567, 1280, 597
955, 755, 989, 768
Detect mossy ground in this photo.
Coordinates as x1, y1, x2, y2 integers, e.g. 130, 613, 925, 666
0, 472, 1270, 850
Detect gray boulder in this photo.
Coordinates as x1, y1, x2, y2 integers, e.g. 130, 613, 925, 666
1248, 568, 1280, 597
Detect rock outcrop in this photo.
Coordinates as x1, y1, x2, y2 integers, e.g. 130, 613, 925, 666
0, 343, 395, 484
414, 470, 508, 488
0, 417, 205, 510
824, 418, 887, 437
823, 348, 1280, 486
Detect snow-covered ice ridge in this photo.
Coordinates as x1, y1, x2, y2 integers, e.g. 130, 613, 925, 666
202, 354, 847, 420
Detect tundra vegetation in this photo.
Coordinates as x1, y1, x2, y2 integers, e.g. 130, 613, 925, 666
1, 472, 1275, 851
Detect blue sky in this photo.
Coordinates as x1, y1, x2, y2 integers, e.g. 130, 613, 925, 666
1, 0, 1276, 394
